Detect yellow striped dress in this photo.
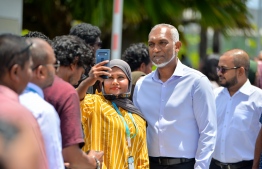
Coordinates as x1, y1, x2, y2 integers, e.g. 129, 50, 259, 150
80, 92, 149, 169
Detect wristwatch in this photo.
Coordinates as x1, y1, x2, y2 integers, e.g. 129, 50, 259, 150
93, 156, 100, 169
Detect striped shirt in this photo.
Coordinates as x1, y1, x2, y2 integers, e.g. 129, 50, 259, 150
81, 92, 149, 169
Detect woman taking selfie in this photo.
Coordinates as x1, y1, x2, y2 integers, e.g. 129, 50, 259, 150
77, 59, 149, 169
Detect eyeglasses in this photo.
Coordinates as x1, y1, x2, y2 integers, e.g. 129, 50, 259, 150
8, 43, 33, 70
9, 43, 32, 58
216, 66, 240, 74
32, 60, 60, 71
50, 60, 60, 70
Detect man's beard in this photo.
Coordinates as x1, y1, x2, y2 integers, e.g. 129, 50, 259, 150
152, 52, 177, 68
219, 76, 238, 88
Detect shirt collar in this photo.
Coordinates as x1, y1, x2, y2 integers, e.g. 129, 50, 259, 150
222, 79, 252, 96
152, 58, 185, 81
238, 79, 252, 95
23, 82, 44, 98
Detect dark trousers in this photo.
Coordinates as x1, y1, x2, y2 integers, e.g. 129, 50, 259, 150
149, 158, 195, 169
209, 159, 253, 169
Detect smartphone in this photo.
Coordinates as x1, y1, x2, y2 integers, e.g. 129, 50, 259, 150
96, 49, 110, 79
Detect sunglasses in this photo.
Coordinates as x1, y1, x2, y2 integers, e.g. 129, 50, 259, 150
93, 41, 102, 47
216, 66, 240, 74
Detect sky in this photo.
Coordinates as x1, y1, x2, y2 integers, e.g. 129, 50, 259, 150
247, 0, 260, 9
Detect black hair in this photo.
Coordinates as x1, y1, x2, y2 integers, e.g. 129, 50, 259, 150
201, 56, 219, 82
69, 23, 101, 45
22, 31, 52, 44
122, 43, 150, 71
0, 34, 31, 78
52, 35, 93, 69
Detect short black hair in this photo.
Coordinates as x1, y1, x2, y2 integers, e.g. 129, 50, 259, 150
69, 23, 101, 45
22, 31, 52, 44
122, 43, 150, 71
52, 35, 93, 69
0, 34, 31, 78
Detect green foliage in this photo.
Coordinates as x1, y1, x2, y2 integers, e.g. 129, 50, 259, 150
22, 0, 253, 65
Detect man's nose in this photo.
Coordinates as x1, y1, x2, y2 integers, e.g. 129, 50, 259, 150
153, 45, 161, 52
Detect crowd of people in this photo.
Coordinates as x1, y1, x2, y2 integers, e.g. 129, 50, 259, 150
1, 22, 262, 169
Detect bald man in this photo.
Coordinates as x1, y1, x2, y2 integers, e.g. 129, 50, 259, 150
19, 38, 64, 169
210, 49, 262, 169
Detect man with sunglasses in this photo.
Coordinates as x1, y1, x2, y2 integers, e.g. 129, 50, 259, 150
43, 35, 103, 169
19, 38, 64, 169
210, 49, 262, 169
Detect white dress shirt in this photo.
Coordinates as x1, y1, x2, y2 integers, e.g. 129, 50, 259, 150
20, 83, 64, 169
133, 59, 217, 169
213, 80, 262, 163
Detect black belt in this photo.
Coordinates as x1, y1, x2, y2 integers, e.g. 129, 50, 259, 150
149, 156, 195, 165
212, 158, 253, 169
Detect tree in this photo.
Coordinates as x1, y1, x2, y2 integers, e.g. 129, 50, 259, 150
23, 0, 252, 63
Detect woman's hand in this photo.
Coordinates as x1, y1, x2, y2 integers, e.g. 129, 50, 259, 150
77, 60, 111, 100
88, 60, 111, 84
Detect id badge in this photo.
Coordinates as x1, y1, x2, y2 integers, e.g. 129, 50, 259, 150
128, 156, 135, 169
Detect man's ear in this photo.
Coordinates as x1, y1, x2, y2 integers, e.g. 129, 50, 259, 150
34, 65, 46, 80
238, 67, 245, 77
175, 41, 182, 52
70, 63, 76, 71
9, 64, 20, 82
138, 62, 146, 72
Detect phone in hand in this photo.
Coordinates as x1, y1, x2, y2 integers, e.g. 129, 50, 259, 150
96, 49, 110, 79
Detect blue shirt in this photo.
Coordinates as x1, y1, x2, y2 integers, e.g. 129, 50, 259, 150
133, 60, 217, 169
19, 83, 64, 169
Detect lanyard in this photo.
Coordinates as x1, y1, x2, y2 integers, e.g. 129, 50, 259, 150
112, 102, 138, 147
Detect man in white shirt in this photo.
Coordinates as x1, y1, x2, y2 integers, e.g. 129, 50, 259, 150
133, 23, 217, 169
19, 38, 64, 169
210, 49, 262, 169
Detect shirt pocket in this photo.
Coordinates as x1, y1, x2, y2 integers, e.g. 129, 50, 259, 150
232, 109, 253, 131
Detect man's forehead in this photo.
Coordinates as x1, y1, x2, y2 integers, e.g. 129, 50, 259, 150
149, 26, 170, 40
219, 54, 234, 64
